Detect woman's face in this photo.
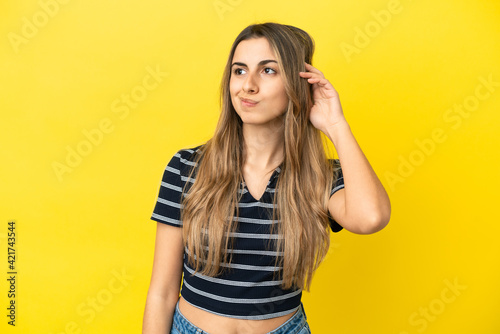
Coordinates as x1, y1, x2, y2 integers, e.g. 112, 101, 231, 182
229, 37, 289, 126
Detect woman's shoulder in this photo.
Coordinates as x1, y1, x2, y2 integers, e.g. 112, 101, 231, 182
176, 143, 204, 154
174, 143, 205, 166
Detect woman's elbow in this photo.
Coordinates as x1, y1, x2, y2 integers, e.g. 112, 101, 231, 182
349, 207, 391, 235
366, 203, 391, 234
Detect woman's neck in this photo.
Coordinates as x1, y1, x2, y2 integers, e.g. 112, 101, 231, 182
242, 121, 284, 170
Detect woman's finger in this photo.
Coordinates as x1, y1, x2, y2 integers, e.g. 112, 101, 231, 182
308, 78, 332, 87
299, 71, 324, 81
304, 62, 324, 76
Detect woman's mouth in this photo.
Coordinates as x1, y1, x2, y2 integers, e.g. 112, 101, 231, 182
240, 97, 258, 107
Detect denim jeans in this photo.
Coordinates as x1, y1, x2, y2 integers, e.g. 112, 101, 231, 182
170, 300, 311, 334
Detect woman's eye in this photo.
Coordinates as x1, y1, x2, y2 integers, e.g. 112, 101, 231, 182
233, 68, 245, 75
233, 68, 276, 75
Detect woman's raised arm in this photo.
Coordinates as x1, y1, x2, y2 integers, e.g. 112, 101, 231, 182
300, 62, 391, 234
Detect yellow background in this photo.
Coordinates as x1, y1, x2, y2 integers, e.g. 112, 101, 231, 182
1, 0, 499, 333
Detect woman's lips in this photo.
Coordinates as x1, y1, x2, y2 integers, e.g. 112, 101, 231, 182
240, 98, 258, 107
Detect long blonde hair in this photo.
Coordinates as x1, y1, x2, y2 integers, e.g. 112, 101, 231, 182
180, 22, 339, 291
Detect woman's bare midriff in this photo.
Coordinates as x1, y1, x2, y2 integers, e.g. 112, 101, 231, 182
177, 296, 297, 334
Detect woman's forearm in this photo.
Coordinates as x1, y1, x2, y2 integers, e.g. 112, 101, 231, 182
142, 293, 178, 334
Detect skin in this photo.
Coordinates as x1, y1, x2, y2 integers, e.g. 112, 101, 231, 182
230, 38, 289, 126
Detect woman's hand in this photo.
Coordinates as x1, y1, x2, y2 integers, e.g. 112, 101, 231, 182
299, 62, 347, 133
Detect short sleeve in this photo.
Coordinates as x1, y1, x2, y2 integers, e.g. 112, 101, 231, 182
150, 150, 185, 227
328, 159, 345, 232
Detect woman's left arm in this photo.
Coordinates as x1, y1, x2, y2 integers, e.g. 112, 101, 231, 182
300, 62, 391, 234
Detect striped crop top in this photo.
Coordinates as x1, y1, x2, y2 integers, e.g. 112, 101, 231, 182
150, 144, 345, 320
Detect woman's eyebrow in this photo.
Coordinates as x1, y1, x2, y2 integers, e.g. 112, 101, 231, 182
231, 59, 278, 68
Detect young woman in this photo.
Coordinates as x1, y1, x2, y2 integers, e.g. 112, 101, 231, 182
143, 22, 391, 334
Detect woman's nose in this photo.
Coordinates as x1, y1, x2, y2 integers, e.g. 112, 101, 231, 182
242, 73, 258, 93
